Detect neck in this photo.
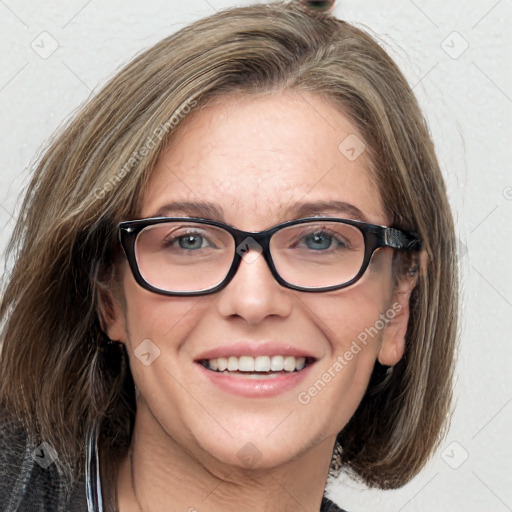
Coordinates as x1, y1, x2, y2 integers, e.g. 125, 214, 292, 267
115, 400, 335, 512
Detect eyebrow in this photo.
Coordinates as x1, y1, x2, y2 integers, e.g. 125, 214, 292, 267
150, 200, 368, 223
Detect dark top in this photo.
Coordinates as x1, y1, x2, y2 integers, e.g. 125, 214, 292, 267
0, 413, 347, 511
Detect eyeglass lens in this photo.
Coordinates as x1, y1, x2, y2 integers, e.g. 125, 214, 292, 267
134, 220, 365, 292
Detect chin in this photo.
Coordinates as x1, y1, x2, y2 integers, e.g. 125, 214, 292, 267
189, 421, 325, 473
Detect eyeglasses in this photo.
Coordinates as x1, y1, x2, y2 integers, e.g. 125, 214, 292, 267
118, 216, 421, 296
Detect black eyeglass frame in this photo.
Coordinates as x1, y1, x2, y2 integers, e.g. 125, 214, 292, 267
118, 216, 421, 296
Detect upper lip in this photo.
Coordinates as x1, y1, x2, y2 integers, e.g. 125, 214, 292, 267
194, 341, 318, 361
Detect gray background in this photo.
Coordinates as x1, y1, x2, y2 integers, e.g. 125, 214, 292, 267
0, 1, 511, 510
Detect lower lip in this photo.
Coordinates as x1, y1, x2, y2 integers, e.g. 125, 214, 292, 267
196, 362, 315, 398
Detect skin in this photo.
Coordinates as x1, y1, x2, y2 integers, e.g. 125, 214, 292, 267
104, 89, 418, 512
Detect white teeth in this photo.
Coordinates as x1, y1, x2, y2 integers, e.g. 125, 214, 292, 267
254, 356, 271, 372
238, 356, 254, 372
283, 356, 296, 372
203, 355, 310, 373
270, 355, 284, 371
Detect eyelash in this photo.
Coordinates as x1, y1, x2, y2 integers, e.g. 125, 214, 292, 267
161, 228, 351, 252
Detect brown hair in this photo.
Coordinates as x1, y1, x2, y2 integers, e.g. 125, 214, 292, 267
0, 0, 458, 493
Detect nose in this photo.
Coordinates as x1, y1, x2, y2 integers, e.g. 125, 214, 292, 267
215, 246, 294, 325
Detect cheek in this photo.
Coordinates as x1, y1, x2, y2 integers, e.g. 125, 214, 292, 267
120, 268, 199, 344
119, 280, 210, 433
119, 272, 208, 388
296, 256, 394, 420
307, 265, 394, 354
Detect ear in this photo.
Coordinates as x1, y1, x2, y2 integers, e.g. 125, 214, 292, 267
378, 250, 427, 366
96, 280, 127, 343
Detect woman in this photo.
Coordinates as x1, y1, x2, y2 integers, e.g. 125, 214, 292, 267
0, 1, 458, 511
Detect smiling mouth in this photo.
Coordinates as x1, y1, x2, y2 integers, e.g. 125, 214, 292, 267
199, 355, 316, 376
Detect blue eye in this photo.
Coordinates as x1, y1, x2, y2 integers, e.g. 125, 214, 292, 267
298, 230, 350, 251
178, 234, 205, 250
304, 232, 333, 250
162, 230, 217, 251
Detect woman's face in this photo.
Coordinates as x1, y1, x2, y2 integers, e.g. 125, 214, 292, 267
108, 89, 409, 470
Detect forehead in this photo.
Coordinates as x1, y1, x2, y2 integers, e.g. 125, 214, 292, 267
141, 90, 388, 227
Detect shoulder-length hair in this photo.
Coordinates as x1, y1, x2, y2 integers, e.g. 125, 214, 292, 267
0, 0, 458, 491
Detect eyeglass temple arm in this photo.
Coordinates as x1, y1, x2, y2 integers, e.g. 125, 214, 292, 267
384, 227, 422, 251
